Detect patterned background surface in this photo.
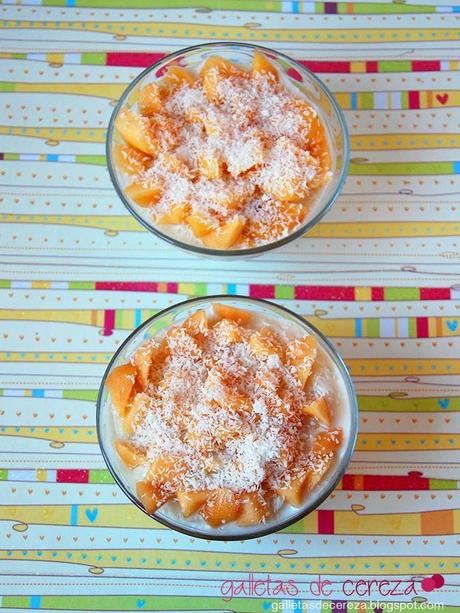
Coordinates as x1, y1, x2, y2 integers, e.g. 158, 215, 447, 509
0, 1, 459, 611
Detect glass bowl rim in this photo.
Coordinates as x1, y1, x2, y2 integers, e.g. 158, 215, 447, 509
96, 294, 359, 541
106, 41, 350, 257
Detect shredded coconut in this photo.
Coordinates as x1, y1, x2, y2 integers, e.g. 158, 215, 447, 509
117, 61, 331, 247
124, 311, 335, 495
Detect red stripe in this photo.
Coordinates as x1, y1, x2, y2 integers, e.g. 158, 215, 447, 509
56, 469, 89, 484
106, 52, 165, 67
371, 287, 385, 301
420, 288, 451, 300
249, 285, 275, 299
298, 60, 350, 73
416, 317, 429, 338
362, 474, 429, 490
341, 474, 355, 489
318, 510, 335, 534
103, 310, 115, 336
167, 282, 178, 293
95, 282, 158, 292
408, 90, 420, 110
412, 60, 441, 72
295, 286, 355, 301
366, 61, 378, 73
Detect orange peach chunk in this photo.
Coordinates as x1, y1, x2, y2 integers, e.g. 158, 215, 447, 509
115, 109, 158, 155
201, 218, 246, 249
176, 490, 209, 517
115, 439, 145, 468
213, 303, 252, 325
125, 179, 163, 208
252, 51, 279, 80
200, 488, 241, 527
302, 397, 332, 427
237, 492, 269, 525
106, 363, 137, 415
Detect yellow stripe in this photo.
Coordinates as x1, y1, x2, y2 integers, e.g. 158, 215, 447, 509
1, 21, 458, 43
3, 214, 460, 239
2, 505, 459, 536
0, 125, 107, 143
0, 351, 111, 364
14, 82, 124, 100
0, 310, 94, 325
0, 549, 455, 574
350, 133, 460, 150
0, 426, 96, 443
357, 433, 460, 451
347, 358, 460, 376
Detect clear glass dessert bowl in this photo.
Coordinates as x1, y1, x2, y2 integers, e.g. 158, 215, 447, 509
106, 42, 349, 257
97, 295, 358, 540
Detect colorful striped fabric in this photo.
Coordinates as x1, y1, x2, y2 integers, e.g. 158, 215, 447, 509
0, 1, 459, 611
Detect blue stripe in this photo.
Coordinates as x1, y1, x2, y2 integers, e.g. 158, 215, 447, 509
70, 504, 78, 526
453, 161, 460, 174
30, 596, 41, 609
355, 319, 362, 338
452, 6, 460, 12
32, 389, 44, 398
227, 283, 237, 295
67, 0, 76, 6
47, 154, 59, 162
135, 309, 142, 327
292, 1, 300, 13
351, 92, 358, 110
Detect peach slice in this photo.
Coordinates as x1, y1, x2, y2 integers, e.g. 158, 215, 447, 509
106, 363, 137, 415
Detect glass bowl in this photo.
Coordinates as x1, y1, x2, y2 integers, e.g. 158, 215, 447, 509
106, 42, 350, 258
97, 295, 358, 541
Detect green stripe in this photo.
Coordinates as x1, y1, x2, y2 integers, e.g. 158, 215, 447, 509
3, 153, 19, 161
75, 154, 106, 165
401, 89, 409, 109
358, 395, 460, 412
0, 280, 10, 288
68, 0, 280, 8
0, 469, 7, 481
68, 281, 94, 290
379, 60, 412, 72
0, 82, 16, 92
194, 283, 208, 297
2, 595, 458, 612
275, 285, 295, 299
384, 287, 420, 301
62, 390, 98, 402
114, 309, 125, 329
350, 2, 434, 13
366, 318, 380, 338
408, 317, 417, 338
89, 469, 114, 484
429, 478, 457, 490
81, 52, 105, 65
1, 595, 282, 611
360, 91, 374, 110
349, 161, 455, 176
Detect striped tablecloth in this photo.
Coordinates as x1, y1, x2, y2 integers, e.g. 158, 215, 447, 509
0, 1, 459, 611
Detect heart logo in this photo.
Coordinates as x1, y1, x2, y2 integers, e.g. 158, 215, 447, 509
436, 93, 449, 105
446, 320, 458, 331
85, 507, 98, 523
263, 603, 272, 611
136, 600, 146, 609
438, 398, 449, 409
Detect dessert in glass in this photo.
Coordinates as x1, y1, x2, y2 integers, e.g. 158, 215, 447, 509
107, 42, 349, 256
97, 296, 357, 540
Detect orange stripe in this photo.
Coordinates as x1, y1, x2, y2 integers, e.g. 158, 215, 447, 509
420, 510, 453, 535
355, 475, 364, 490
